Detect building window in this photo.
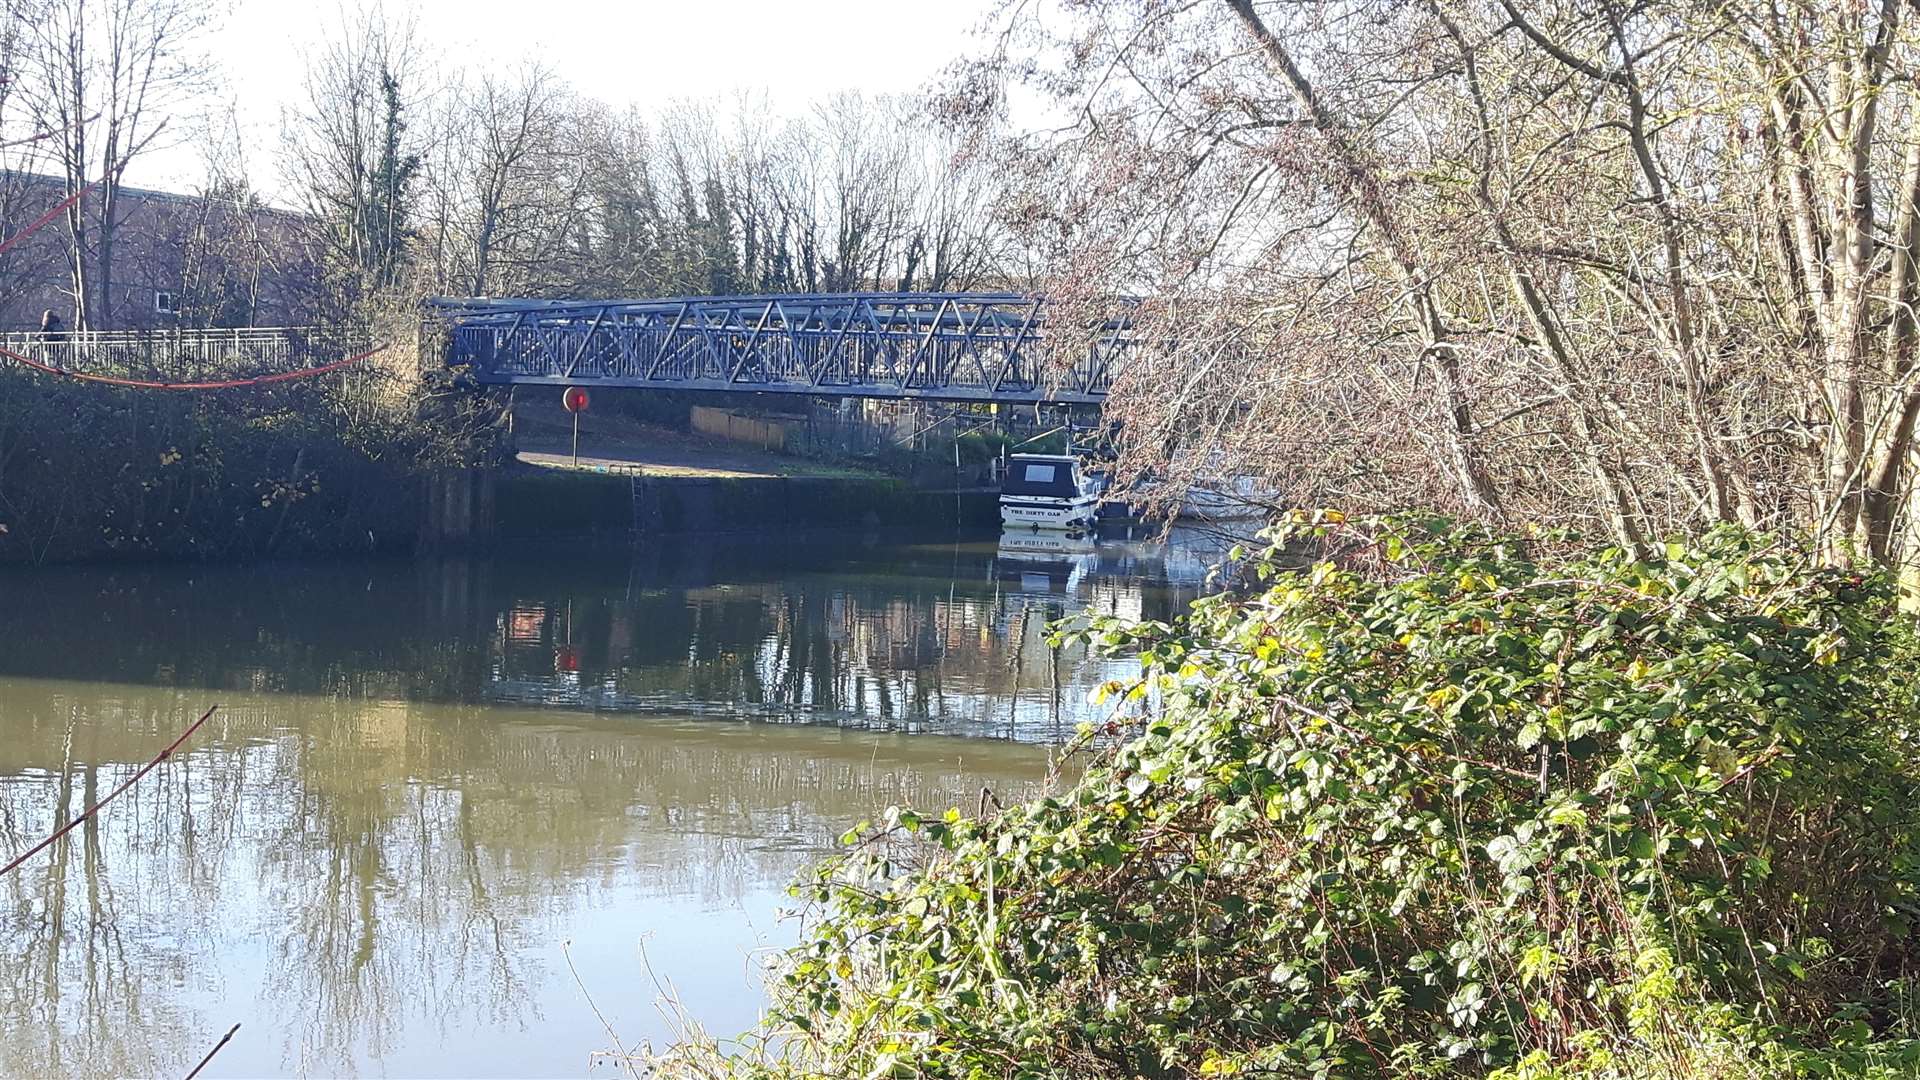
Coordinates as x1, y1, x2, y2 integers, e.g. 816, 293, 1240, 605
154, 291, 177, 315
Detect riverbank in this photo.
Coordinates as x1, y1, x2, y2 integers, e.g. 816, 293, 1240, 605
0, 364, 504, 564
0, 362, 1002, 563
493, 467, 998, 540
652, 516, 1920, 1079
511, 394, 884, 480
489, 404, 1001, 539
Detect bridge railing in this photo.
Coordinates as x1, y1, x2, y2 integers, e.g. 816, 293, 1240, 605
431, 294, 1126, 404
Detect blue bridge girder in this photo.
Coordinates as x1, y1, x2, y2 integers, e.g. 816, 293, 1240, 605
428, 292, 1126, 404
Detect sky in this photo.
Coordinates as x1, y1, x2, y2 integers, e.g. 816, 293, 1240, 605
132, 0, 1002, 196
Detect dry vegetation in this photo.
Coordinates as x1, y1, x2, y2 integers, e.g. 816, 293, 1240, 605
956, 0, 1920, 568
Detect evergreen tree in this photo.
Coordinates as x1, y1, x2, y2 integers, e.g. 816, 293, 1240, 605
364, 66, 421, 287
701, 177, 738, 295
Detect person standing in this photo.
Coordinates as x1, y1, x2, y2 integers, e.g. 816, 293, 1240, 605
36, 308, 64, 363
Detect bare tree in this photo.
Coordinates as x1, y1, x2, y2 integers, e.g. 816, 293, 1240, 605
281, 6, 426, 317
746, 93, 1009, 295
175, 104, 312, 328
20, 0, 209, 330
898, 118, 1008, 292
955, 0, 1920, 566
0, 5, 66, 322
421, 62, 587, 296
569, 104, 674, 296
276, 31, 1019, 317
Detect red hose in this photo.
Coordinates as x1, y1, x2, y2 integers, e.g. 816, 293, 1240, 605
0, 705, 220, 879
0, 184, 89, 260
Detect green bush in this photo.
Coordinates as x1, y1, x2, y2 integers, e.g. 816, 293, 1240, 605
1015, 430, 1070, 456
956, 429, 1011, 465
683, 516, 1920, 1078
0, 366, 502, 562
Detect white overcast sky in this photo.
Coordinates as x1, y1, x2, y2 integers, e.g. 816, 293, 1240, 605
131, 0, 1001, 195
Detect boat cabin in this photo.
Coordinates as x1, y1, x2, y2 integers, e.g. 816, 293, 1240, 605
1000, 454, 1101, 532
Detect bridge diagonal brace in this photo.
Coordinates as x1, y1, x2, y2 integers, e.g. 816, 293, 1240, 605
645, 304, 690, 380
1089, 326, 1128, 395
696, 308, 731, 381
780, 301, 820, 386
500, 310, 528, 376
613, 315, 641, 378
953, 301, 996, 390
563, 306, 609, 379
991, 299, 1044, 395
729, 301, 775, 384
815, 303, 858, 386
903, 297, 953, 390
864, 301, 899, 387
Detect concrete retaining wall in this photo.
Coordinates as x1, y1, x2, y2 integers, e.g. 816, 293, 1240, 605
419, 470, 497, 547
689, 405, 797, 452
490, 471, 996, 540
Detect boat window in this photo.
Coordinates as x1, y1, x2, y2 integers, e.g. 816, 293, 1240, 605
1022, 463, 1057, 484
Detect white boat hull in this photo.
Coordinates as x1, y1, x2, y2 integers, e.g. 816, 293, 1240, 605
999, 495, 1099, 531
1179, 476, 1274, 523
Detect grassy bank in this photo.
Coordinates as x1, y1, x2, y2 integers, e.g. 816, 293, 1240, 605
655, 515, 1920, 1079
0, 365, 502, 563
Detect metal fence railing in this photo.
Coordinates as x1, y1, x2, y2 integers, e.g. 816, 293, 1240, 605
0, 327, 372, 386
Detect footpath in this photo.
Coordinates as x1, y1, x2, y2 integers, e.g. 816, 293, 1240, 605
510, 397, 879, 480
485, 397, 997, 540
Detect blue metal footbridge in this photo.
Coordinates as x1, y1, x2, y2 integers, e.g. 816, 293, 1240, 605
428, 293, 1124, 404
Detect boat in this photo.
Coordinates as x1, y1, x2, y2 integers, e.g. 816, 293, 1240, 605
999, 453, 1102, 531
995, 530, 1097, 561
1179, 476, 1273, 523
994, 530, 1097, 594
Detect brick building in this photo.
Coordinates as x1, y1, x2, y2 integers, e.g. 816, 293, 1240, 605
0, 173, 321, 332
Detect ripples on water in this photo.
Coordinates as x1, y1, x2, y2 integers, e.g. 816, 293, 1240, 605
0, 529, 1223, 1077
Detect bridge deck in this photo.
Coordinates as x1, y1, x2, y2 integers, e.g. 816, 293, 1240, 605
429, 293, 1122, 404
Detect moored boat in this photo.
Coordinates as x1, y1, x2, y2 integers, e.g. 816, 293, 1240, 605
999, 453, 1101, 531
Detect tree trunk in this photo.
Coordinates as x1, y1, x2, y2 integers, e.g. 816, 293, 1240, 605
1224, 0, 1502, 517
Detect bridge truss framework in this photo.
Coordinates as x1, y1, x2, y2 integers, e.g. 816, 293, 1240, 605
429, 293, 1126, 404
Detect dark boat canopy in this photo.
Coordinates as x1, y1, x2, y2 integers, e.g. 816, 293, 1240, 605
1002, 454, 1084, 499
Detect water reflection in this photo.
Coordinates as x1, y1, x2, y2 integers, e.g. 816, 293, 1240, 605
474, 533, 1212, 740
0, 683, 1060, 1077
0, 531, 1217, 741
0, 529, 1221, 1077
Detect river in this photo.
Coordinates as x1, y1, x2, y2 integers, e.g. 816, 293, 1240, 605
0, 529, 1221, 1077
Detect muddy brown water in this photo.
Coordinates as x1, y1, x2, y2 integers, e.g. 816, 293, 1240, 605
0, 530, 1218, 1077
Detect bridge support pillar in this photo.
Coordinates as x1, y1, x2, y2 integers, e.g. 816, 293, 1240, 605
419, 469, 496, 549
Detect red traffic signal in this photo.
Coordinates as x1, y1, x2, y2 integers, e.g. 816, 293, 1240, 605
562, 386, 590, 413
